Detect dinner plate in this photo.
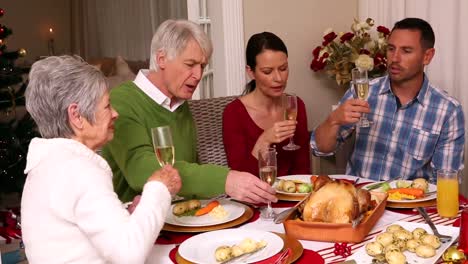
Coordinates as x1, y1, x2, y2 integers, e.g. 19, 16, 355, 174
175, 232, 307, 264
362, 180, 437, 203
329, 174, 361, 182
165, 199, 245, 227
178, 229, 284, 264
348, 220, 459, 264
274, 175, 312, 196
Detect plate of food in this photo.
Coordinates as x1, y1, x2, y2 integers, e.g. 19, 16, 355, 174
349, 221, 459, 264
165, 199, 245, 227
178, 228, 284, 264
274, 175, 313, 197
362, 178, 436, 203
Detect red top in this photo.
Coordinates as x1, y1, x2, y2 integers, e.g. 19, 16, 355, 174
222, 98, 311, 177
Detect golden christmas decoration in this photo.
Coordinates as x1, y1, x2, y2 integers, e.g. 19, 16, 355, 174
18, 48, 27, 57
442, 246, 466, 263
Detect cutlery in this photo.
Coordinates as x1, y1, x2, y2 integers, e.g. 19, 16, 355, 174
365, 176, 402, 191
274, 192, 312, 224
351, 214, 364, 228
274, 248, 292, 264
170, 193, 227, 204
416, 207, 452, 243
220, 245, 266, 264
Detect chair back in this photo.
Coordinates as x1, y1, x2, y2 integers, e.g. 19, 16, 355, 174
188, 96, 237, 166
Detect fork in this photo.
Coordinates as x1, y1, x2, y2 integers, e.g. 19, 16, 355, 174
274, 248, 292, 264
416, 207, 453, 243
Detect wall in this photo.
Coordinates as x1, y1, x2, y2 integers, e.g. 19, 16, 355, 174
1, 0, 71, 66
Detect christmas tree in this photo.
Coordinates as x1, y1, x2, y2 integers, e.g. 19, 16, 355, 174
0, 7, 37, 194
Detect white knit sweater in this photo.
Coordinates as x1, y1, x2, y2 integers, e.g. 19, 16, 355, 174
21, 138, 171, 264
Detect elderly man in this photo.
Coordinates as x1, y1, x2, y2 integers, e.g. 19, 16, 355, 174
311, 18, 465, 181
102, 19, 277, 204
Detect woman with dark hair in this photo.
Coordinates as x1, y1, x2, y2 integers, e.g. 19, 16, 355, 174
222, 32, 310, 177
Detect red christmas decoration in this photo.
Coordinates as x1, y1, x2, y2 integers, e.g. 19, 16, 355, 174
0, 8, 4, 17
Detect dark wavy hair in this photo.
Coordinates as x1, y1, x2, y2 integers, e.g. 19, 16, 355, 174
243, 32, 288, 94
392, 18, 435, 49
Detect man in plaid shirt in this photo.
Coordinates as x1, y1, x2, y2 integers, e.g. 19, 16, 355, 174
311, 18, 465, 181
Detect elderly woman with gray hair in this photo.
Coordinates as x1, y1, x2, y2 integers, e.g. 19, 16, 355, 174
21, 55, 181, 263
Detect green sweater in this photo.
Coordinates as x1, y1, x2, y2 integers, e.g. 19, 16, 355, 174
102, 82, 229, 202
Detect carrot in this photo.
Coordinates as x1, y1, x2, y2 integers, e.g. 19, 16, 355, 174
387, 188, 425, 198
310, 175, 318, 183
195, 200, 220, 216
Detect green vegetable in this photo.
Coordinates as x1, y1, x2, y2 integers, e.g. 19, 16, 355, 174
177, 208, 198, 217
380, 182, 391, 192
396, 180, 411, 188
297, 183, 312, 193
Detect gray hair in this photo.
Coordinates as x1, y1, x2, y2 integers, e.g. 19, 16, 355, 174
25, 55, 108, 138
149, 19, 213, 71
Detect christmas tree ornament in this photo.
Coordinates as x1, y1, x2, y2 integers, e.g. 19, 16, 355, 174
18, 48, 26, 57
442, 246, 466, 263
0, 8, 4, 17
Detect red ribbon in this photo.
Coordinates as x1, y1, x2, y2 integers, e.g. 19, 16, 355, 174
0, 210, 22, 244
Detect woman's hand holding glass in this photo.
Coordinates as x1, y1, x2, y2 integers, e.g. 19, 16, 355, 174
262, 120, 296, 144
147, 165, 182, 196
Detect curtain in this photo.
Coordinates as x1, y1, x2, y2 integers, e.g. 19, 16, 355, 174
71, 0, 187, 60
358, 0, 468, 191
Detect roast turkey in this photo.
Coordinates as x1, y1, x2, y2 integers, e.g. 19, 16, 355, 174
302, 177, 371, 223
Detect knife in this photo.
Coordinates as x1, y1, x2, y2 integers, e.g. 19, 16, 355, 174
220, 245, 266, 264
336, 260, 357, 264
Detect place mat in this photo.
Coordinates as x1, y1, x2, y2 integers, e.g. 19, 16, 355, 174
162, 205, 254, 233
173, 232, 309, 264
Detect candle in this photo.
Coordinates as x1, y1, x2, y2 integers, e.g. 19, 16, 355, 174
47, 27, 55, 56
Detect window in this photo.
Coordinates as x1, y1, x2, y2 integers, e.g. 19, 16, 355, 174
187, 0, 245, 99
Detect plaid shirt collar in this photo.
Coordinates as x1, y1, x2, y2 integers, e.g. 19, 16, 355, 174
378, 74, 430, 108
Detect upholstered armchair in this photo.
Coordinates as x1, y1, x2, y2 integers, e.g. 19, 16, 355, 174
188, 96, 237, 166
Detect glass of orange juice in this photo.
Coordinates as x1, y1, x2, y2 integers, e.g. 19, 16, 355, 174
436, 169, 459, 218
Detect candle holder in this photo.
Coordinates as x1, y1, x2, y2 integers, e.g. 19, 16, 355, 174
47, 38, 55, 56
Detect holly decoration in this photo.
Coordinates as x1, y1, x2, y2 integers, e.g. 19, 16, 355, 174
334, 242, 352, 258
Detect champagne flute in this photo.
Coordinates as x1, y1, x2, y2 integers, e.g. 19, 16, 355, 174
282, 93, 301, 151
152, 126, 182, 201
151, 126, 175, 167
258, 147, 277, 220
352, 68, 372, 127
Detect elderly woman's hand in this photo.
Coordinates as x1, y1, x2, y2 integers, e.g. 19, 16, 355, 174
147, 165, 182, 196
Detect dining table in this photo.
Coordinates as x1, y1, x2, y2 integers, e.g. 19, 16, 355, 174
145, 180, 467, 264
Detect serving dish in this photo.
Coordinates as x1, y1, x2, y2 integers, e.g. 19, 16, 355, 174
283, 191, 388, 243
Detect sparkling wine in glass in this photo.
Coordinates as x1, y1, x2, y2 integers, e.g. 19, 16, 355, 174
352, 68, 372, 127
282, 94, 301, 151
152, 126, 182, 201
151, 126, 175, 167
258, 147, 277, 220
